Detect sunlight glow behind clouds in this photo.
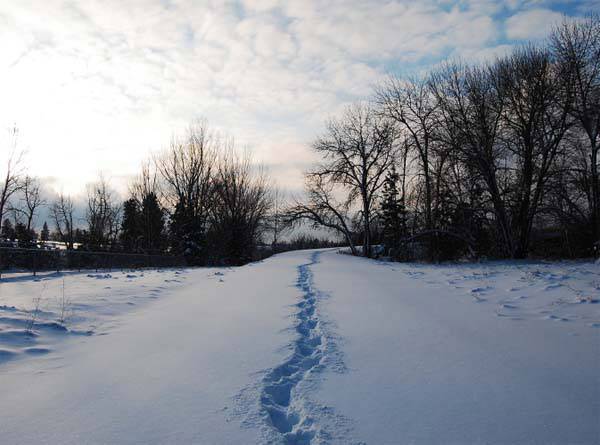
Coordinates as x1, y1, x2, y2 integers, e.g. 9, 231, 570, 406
0, 0, 589, 196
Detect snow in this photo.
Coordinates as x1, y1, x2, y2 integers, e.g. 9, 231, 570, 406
0, 268, 190, 362
0, 250, 598, 444
311, 254, 600, 444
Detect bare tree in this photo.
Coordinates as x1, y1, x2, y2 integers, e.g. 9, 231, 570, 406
209, 149, 272, 264
430, 62, 514, 256
16, 175, 45, 232
86, 176, 121, 248
0, 126, 24, 223
552, 14, 600, 240
266, 185, 290, 248
51, 194, 75, 249
156, 121, 217, 216
130, 161, 160, 206
494, 45, 572, 258
156, 121, 217, 256
286, 174, 358, 256
377, 76, 438, 234
309, 103, 396, 257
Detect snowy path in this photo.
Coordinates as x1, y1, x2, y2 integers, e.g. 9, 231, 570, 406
260, 251, 325, 442
0, 249, 599, 444
259, 251, 348, 444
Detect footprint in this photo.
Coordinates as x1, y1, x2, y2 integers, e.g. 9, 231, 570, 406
471, 286, 492, 293
23, 347, 51, 355
545, 283, 563, 290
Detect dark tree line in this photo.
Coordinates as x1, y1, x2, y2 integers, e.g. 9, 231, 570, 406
2, 122, 275, 266
290, 15, 600, 260
89, 122, 273, 266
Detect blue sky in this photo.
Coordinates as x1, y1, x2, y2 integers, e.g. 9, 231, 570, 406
0, 0, 598, 197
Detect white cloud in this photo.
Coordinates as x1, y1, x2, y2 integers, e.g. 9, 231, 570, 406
452, 43, 515, 64
0, 0, 581, 197
505, 8, 564, 40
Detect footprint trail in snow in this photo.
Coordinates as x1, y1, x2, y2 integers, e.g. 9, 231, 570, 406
260, 251, 338, 444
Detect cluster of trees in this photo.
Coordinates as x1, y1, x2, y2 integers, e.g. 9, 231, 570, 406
0, 128, 49, 248
1, 122, 275, 266
3, 16, 597, 264
148, 124, 272, 265
289, 16, 600, 260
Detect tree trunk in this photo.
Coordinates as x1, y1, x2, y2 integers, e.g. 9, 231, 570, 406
347, 236, 358, 256
362, 203, 371, 258
514, 148, 534, 259
486, 173, 514, 258
591, 143, 599, 241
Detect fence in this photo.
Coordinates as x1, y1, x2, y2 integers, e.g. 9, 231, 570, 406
0, 247, 187, 279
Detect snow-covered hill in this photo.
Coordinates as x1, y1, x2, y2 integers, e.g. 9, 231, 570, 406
0, 250, 598, 444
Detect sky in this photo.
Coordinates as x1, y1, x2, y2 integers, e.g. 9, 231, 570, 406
0, 0, 597, 198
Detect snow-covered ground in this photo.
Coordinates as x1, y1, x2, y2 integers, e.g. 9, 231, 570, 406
0, 250, 598, 444
0, 268, 189, 362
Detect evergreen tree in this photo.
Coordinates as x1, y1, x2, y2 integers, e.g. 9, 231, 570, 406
140, 192, 165, 251
379, 166, 407, 257
120, 198, 141, 252
14, 222, 26, 243
1, 219, 15, 241
40, 221, 50, 242
14, 222, 36, 247
74, 228, 87, 245
170, 199, 206, 263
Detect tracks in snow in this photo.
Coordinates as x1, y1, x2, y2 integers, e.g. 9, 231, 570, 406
260, 251, 328, 444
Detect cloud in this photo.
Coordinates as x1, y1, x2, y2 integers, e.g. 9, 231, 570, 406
505, 8, 565, 40
0, 0, 589, 197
